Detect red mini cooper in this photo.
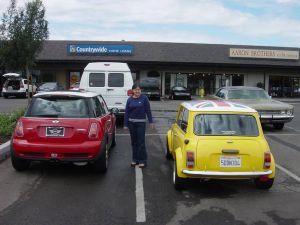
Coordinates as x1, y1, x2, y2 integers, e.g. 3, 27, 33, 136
11, 91, 117, 173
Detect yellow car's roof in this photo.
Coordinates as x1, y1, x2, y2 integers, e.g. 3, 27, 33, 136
182, 100, 257, 113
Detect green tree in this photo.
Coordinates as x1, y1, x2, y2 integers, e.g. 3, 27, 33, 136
0, 0, 48, 102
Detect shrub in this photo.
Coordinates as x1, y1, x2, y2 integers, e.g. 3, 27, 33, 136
0, 108, 25, 137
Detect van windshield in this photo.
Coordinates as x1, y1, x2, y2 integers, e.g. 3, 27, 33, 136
194, 114, 259, 136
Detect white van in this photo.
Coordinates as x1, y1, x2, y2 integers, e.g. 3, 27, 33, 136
79, 62, 133, 117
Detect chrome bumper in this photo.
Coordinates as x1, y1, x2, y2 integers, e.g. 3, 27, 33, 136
260, 114, 294, 123
182, 170, 273, 177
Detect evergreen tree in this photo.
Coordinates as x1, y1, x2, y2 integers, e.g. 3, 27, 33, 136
0, 0, 49, 102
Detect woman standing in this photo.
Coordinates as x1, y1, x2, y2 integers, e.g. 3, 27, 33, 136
124, 83, 154, 168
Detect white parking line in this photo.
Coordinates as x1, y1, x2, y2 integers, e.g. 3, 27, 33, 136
135, 167, 146, 223
285, 126, 300, 132
276, 164, 300, 183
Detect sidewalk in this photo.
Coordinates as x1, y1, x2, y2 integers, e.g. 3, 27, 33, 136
0, 141, 10, 162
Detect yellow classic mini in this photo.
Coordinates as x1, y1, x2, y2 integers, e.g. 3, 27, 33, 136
166, 100, 275, 190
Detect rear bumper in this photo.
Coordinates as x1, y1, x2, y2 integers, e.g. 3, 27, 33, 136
12, 139, 102, 162
182, 170, 273, 177
260, 114, 294, 123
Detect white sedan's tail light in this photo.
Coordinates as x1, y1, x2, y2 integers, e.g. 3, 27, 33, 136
127, 89, 133, 96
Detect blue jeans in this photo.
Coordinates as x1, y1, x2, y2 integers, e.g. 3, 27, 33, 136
128, 122, 147, 164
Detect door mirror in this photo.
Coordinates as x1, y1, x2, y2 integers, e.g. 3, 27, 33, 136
110, 108, 119, 114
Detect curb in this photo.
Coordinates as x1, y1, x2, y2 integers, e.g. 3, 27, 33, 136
0, 141, 10, 162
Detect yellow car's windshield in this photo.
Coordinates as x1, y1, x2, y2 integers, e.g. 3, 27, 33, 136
194, 114, 259, 136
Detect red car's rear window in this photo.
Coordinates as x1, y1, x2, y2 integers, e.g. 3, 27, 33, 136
26, 97, 89, 118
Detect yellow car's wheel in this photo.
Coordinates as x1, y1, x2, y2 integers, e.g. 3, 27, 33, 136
254, 177, 274, 189
173, 160, 186, 190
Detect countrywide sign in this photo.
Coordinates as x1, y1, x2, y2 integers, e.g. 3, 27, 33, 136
68, 44, 134, 55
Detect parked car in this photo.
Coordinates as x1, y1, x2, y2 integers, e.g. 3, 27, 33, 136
36, 82, 64, 93
140, 78, 160, 100
213, 86, 294, 130
169, 86, 191, 100
70, 82, 80, 91
79, 62, 134, 117
10, 91, 117, 173
166, 100, 275, 190
2, 73, 36, 98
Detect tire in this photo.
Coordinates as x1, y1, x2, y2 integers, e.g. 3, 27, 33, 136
93, 141, 108, 173
254, 178, 274, 190
273, 123, 284, 130
111, 125, 116, 148
173, 160, 186, 190
165, 137, 173, 160
11, 150, 30, 171
3, 94, 8, 99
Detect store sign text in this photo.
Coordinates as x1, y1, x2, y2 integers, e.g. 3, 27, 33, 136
68, 44, 134, 55
229, 48, 299, 60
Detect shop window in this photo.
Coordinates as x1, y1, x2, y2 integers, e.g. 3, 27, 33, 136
269, 75, 300, 97
69, 72, 81, 87
232, 74, 244, 86
147, 71, 160, 78
41, 73, 55, 82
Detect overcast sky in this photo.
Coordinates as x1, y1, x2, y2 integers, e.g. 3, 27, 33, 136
1, 0, 300, 47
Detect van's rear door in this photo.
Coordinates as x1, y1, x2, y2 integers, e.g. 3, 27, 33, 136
106, 72, 129, 111
86, 72, 107, 98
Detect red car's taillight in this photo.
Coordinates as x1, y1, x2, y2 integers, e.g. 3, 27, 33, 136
15, 121, 24, 137
127, 89, 133, 96
89, 123, 98, 139
264, 152, 271, 169
186, 151, 195, 168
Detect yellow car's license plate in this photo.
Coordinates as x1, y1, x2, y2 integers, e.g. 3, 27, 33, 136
220, 156, 241, 167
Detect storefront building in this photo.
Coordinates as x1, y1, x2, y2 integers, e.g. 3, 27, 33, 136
33, 41, 300, 97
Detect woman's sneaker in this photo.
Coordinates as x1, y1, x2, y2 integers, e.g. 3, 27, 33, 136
138, 163, 146, 168
131, 162, 138, 167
